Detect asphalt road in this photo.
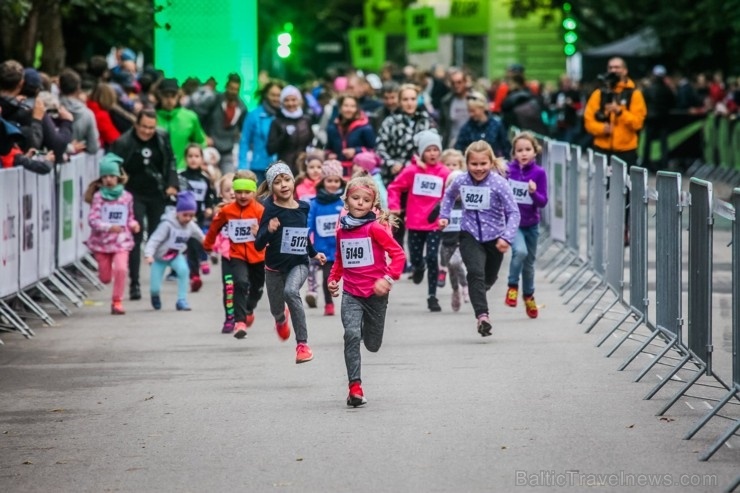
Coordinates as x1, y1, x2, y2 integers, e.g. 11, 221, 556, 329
1, 256, 738, 492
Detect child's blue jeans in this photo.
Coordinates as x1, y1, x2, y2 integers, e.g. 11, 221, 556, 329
507, 224, 540, 296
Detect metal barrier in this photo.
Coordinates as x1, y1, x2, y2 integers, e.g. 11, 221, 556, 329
537, 134, 740, 473
0, 154, 102, 344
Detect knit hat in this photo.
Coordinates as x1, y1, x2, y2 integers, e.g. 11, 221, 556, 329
176, 191, 197, 213
280, 85, 302, 105
265, 162, 294, 190
99, 153, 124, 177
321, 159, 343, 179
353, 151, 381, 173
415, 130, 442, 157
23, 68, 42, 91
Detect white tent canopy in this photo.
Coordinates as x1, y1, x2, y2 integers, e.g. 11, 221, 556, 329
584, 27, 661, 56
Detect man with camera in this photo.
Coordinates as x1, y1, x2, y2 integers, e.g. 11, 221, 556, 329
584, 57, 646, 168
584, 57, 646, 245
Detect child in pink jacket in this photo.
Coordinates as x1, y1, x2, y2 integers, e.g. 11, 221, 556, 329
387, 130, 450, 312
84, 153, 140, 315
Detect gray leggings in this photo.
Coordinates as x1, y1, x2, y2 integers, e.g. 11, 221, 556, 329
342, 292, 389, 383
265, 265, 309, 343
439, 244, 468, 291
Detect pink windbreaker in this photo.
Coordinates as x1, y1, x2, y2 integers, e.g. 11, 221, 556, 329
85, 190, 139, 253
387, 157, 450, 231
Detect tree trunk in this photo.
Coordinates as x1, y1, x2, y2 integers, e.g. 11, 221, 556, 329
39, 0, 66, 74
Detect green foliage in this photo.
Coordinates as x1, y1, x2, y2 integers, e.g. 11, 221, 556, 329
0, 0, 33, 21
61, 0, 155, 52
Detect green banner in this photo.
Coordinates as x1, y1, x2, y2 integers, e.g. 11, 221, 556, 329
406, 7, 438, 52
365, 0, 488, 35
348, 28, 386, 71
62, 180, 73, 240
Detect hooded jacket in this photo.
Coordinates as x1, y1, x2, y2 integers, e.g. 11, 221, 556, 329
144, 210, 204, 261
196, 92, 247, 153
238, 102, 278, 172
387, 157, 450, 232
203, 199, 265, 264
156, 106, 207, 171
584, 78, 647, 152
439, 170, 520, 244
85, 189, 138, 253
266, 112, 314, 175
328, 216, 406, 298
307, 188, 344, 261
506, 160, 548, 228
326, 113, 376, 171
60, 96, 100, 154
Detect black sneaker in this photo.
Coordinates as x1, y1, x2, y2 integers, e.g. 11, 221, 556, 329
412, 268, 425, 285
130, 283, 141, 301
427, 296, 441, 312
477, 316, 492, 337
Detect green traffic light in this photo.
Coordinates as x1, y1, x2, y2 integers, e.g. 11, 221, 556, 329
564, 44, 576, 56
564, 31, 578, 44
277, 45, 291, 58
562, 17, 577, 30
277, 32, 292, 45
283, 22, 294, 32
563, 2, 572, 11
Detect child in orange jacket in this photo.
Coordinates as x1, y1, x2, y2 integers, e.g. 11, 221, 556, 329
204, 176, 265, 339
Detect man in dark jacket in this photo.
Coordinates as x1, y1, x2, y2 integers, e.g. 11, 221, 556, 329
0, 60, 45, 152
110, 108, 179, 300
642, 65, 676, 172
455, 92, 511, 158
191, 73, 247, 174
438, 68, 471, 148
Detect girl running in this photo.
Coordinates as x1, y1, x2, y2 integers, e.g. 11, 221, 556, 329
255, 162, 327, 364
438, 140, 520, 337
504, 132, 548, 318
328, 175, 406, 407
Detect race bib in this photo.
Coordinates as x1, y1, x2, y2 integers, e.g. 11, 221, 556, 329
165, 231, 190, 252
280, 227, 308, 254
446, 209, 463, 232
460, 186, 491, 210
188, 180, 207, 202
228, 218, 257, 243
102, 204, 128, 226
509, 179, 533, 205
341, 237, 374, 268
412, 174, 444, 198
316, 214, 339, 237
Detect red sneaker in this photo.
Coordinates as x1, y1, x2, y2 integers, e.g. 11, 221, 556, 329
295, 343, 314, 364
245, 312, 255, 328
324, 304, 335, 316
524, 296, 539, 319
234, 321, 247, 339
505, 286, 518, 307
190, 276, 203, 293
275, 308, 291, 341
347, 381, 367, 407
111, 301, 125, 315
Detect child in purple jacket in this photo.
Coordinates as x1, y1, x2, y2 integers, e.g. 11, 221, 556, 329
504, 132, 548, 318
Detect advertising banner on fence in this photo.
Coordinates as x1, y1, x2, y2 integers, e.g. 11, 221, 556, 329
548, 141, 568, 242
37, 172, 55, 279
0, 169, 21, 298
58, 161, 78, 266
76, 155, 97, 261
19, 170, 39, 289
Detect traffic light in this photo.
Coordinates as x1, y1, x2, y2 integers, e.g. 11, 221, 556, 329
562, 3, 578, 56
277, 22, 293, 59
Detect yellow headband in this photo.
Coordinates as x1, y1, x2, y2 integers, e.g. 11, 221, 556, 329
233, 178, 257, 192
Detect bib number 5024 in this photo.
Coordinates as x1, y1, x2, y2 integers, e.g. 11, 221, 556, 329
465, 193, 483, 204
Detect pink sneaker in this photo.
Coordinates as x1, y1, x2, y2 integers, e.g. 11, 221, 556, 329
295, 343, 314, 364
200, 260, 211, 275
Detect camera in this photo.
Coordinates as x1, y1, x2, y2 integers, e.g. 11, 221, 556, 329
594, 72, 622, 122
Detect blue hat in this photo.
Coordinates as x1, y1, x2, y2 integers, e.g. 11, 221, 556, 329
23, 68, 42, 90
120, 48, 136, 62
176, 191, 197, 213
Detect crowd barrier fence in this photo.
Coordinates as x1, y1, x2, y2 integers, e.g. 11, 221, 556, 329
534, 133, 739, 477
0, 153, 102, 344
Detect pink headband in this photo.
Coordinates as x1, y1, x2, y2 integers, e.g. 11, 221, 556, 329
348, 185, 376, 199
